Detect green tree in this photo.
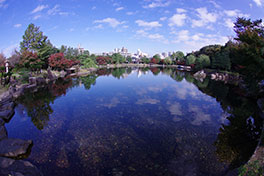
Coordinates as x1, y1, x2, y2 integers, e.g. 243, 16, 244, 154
175, 51, 185, 62
81, 58, 97, 69
231, 17, 264, 80
211, 47, 231, 70
163, 57, 172, 65
195, 54, 210, 69
20, 23, 49, 52
127, 56, 132, 63
112, 53, 125, 64
186, 54, 196, 65
141, 57, 150, 64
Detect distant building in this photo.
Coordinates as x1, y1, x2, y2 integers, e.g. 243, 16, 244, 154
77, 44, 84, 54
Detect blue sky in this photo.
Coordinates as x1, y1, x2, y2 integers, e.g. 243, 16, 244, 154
0, 0, 264, 57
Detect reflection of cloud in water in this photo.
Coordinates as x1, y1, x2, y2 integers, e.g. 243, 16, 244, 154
171, 83, 199, 100
173, 117, 182, 122
148, 87, 163, 93
135, 88, 148, 96
171, 82, 215, 102
102, 97, 120, 108
168, 102, 183, 116
136, 98, 160, 105
188, 104, 211, 126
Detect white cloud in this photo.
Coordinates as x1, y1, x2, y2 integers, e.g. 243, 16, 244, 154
31, 5, 48, 14
177, 30, 190, 41
115, 7, 124, 11
160, 17, 167, 21
135, 20, 162, 29
224, 10, 250, 18
143, 0, 170, 8
148, 33, 164, 40
168, 14, 186, 27
136, 29, 148, 37
192, 7, 218, 27
136, 30, 168, 43
14, 24, 22, 28
69, 28, 74, 32
94, 24, 103, 29
94, 18, 124, 28
2, 44, 19, 57
33, 15, 41, 20
47, 5, 60, 15
92, 6, 96, 10
176, 8, 186, 13
225, 18, 235, 30
253, 0, 263, 6
208, 0, 221, 8
0, 0, 8, 8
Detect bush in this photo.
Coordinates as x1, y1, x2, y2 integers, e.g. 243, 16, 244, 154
48, 53, 79, 70
81, 58, 97, 68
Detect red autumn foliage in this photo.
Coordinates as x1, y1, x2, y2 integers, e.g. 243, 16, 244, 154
96, 68, 111, 76
150, 67, 160, 74
96, 56, 112, 65
48, 53, 79, 70
51, 79, 73, 97
176, 61, 185, 65
20, 51, 42, 71
150, 58, 160, 64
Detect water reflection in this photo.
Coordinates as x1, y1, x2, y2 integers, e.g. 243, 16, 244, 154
6, 67, 263, 175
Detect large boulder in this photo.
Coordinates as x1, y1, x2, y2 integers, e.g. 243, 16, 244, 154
0, 92, 12, 106
36, 77, 46, 85
0, 118, 4, 126
0, 125, 7, 141
0, 138, 32, 158
28, 77, 37, 85
59, 70, 67, 78
0, 109, 15, 122
0, 157, 43, 176
0, 101, 15, 111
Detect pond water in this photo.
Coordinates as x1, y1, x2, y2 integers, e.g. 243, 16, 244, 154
5, 68, 263, 176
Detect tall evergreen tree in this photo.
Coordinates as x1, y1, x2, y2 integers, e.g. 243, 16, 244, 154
20, 23, 49, 52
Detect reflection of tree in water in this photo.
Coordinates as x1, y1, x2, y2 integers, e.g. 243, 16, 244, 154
170, 70, 185, 82
150, 67, 160, 75
111, 68, 126, 79
16, 78, 73, 130
80, 75, 98, 90
192, 78, 263, 169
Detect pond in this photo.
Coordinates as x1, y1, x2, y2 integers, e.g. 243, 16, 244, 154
5, 68, 263, 176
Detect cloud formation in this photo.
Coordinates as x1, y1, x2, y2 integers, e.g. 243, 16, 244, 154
31, 5, 48, 14
135, 20, 162, 29
94, 18, 124, 28
192, 7, 218, 27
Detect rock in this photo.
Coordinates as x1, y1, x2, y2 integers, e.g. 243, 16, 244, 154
36, 77, 45, 85
47, 68, 56, 80
59, 70, 66, 78
193, 70, 206, 79
211, 74, 216, 80
0, 125, 7, 140
0, 101, 15, 111
0, 118, 4, 126
0, 157, 43, 176
28, 77, 37, 85
0, 92, 12, 106
25, 84, 37, 90
0, 109, 15, 122
0, 138, 33, 158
